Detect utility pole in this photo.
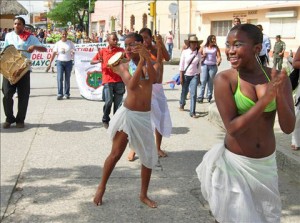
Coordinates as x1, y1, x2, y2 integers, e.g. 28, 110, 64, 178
121, 0, 124, 31
177, 0, 180, 49
189, 0, 191, 33
154, 0, 157, 34
88, 0, 91, 37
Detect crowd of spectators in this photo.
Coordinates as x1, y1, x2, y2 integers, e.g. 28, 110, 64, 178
1, 26, 150, 45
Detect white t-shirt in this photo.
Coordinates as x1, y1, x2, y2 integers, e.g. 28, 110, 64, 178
259, 33, 271, 56
53, 40, 75, 61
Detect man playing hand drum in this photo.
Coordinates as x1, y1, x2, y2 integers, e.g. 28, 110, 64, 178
2, 17, 47, 129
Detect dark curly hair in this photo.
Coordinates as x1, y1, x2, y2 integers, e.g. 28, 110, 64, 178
229, 23, 263, 45
125, 32, 143, 43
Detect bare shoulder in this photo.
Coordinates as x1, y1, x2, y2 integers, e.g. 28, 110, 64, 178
214, 68, 237, 85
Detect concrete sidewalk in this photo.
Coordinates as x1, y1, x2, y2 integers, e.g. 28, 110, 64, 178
1, 58, 299, 222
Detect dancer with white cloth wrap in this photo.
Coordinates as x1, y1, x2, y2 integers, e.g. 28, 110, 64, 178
196, 24, 295, 223
94, 32, 162, 208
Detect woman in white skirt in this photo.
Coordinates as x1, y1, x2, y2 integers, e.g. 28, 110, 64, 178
196, 24, 295, 223
93, 33, 163, 208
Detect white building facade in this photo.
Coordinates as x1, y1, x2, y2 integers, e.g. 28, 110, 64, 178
91, 0, 300, 53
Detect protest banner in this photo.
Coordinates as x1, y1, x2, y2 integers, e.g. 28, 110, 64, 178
74, 51, 104, 101
0, 41, 125, 70
0, 41, 125, 101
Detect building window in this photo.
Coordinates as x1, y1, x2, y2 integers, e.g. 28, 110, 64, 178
269, 18, 296, 38
142, 13, 147, 28
130, 15, 135, 32
211, 20, 232, 36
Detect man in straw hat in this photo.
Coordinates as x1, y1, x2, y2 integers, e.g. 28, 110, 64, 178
179, 35, 203, 118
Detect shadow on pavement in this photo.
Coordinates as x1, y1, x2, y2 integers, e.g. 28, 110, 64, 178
171, 127, 190, 135
2, 150, 215, 223
1, 120, 101, 133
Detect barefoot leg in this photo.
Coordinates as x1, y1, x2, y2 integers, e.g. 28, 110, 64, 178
140, 196, 157, 208
93, 186, 106, 206
127, 149, 136, 161
158, 149, 167, 158
93, 131, 128, 206
140, 165, 157, 208
155, 129, 167, 157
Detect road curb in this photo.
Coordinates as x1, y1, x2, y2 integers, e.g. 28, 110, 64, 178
276, 146, 300, 182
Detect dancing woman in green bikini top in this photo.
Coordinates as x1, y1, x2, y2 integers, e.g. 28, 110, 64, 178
199, 23, 295, 223
215, 24, 295, 158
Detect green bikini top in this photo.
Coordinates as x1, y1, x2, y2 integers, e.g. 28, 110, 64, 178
234, 69, 276, 115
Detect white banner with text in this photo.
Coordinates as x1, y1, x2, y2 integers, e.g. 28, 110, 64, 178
0, 41, 125, 70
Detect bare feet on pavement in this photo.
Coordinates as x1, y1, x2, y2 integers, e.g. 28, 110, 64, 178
127, 150, 136, 161
158, 149, 167, 158
291, 145, 300, 151
93, 187, 106, 206
140, 196, 157, 208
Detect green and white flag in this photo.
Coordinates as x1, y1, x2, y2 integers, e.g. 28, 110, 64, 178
74, 51, 104, 101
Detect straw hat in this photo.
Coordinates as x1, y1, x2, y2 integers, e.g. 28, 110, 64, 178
184, 35, 203, 47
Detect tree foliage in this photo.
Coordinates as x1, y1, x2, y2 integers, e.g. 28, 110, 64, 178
47, 0, 95, 30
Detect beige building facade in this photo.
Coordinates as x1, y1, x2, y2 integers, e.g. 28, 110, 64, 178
90, 1, 123, 35
92, 0, 300, 53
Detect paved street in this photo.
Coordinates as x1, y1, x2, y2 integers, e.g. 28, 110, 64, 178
1, 52, 300, 222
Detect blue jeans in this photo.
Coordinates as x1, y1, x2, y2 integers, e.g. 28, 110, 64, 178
179, 75, 199, 115
198, 64, 218, 100
166, 43, 173, 58
56, 60, 73, 97
102, 82, 125, 123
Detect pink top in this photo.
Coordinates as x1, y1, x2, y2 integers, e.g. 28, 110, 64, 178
179, 48, 201, 76
165, 34, 174, 44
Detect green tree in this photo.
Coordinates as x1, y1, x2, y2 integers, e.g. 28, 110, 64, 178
47, 0, 95, 31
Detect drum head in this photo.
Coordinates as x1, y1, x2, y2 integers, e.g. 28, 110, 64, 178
0, 45, 30, 84
108, 52, 123, 67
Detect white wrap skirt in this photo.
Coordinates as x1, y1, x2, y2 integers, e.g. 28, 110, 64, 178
108, 105, 158, 169
196, 144, 281, 223
151, 83, 172, 137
